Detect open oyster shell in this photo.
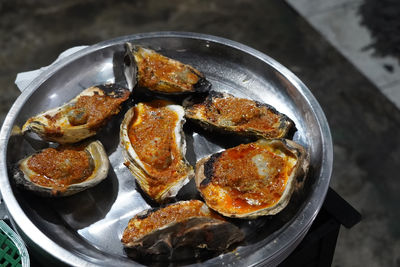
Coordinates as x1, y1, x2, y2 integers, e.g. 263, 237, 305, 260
121, 200, 244, 261
184, 91, 294, 139
124, 43, 211, 93
195, 139, 309, 219
22, 84, 130, 144
13, 140, 109, 197
120, 100, 194, 203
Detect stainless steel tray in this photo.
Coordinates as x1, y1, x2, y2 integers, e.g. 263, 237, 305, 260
0, 32, 332, 266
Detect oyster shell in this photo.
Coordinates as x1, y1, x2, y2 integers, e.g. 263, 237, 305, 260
13, 140, 109, 197
184, 91, 294, 139
22, 84, 130, 144
120, 100, 194, 203
124, 43, 211, 93
195, 139, 309, 219
121, 200, 244, 261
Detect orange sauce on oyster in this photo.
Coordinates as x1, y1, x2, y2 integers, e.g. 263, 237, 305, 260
136, 48, 200, 92
127, 100, 185, 198
200, 143, 294, 215
69, 91, 129, 128
198, 96, 283, 137
42, 89, 129, 134
122, 200, 222, 243
27, 146, 93, 193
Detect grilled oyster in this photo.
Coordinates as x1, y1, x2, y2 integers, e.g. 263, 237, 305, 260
184, 91, 294, 139
22, 84, 130, 144
195, 139, 309, 219
13, 140, 109, 197
120, 100, 194, 203
124, 43, 211, 93
121, 200, 244, 261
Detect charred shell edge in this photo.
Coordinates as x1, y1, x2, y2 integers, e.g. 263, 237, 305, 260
120, 105, 194, 203
183, 91, 295, 139
123, 42, 138, 91
195, 138, 310, 219
13, 140, 110, 197
124, 42, 211, 94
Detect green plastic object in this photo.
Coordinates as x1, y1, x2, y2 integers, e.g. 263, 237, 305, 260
0, 220, 29, 267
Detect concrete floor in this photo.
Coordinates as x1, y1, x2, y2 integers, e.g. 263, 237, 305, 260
1, 0, 399, 266
286, 0, 400, 112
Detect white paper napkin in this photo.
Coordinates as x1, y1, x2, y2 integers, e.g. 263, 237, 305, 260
14, 46, 88, 92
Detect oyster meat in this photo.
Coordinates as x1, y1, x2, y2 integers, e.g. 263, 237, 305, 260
120, 100, 194, 203
124, 43, 211, 93
22, 84, 130, 144
121, 200, 244, 261
13, 140, 109, 197
195, 139, 309, 219
184, 91, 294, 139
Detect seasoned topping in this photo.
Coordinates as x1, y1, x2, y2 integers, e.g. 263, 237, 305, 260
200, 142, 297, 214
185, 92, 293, 139
135, 47, 201, 93
122, 200, 222, 243
128, 101, 178, 171
26, 146, 93, 191
15, 140, 109, 197
127, 100, 186, 197
21, 85, 130, 144
208, 97, 281, 135
66, 90, 130, 128
213, 144, 285, 189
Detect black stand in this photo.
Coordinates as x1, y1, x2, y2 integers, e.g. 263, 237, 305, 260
279, 187, 362, 267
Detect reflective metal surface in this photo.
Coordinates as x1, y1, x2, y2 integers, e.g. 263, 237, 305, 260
0, 196, 7, 221
0, 32, 333, 266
